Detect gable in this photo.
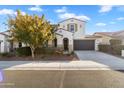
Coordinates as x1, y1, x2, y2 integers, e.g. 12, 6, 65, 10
58, 18, 86, 24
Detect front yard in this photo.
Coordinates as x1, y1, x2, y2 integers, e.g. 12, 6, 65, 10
0, 47, 79, 61
0, 54, 78, 61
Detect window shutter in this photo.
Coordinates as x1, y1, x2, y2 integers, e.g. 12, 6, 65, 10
67, 24, 69, 31
75, 24, 78, 31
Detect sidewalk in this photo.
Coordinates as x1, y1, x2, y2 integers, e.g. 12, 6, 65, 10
0, 61, 124, 70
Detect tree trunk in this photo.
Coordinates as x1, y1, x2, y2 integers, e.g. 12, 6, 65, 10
30, 47, 35, 59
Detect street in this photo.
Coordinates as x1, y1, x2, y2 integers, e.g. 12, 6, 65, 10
1, 70, 124, 88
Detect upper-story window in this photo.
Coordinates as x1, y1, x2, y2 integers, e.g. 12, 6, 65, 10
67, 23, 78, 32
70, 24, 75, 32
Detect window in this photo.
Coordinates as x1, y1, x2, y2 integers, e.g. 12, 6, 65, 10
70, 24, 75, 32
18, 42, 22, 48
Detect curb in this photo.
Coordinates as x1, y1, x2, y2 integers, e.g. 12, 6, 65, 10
4, 66, 124, 70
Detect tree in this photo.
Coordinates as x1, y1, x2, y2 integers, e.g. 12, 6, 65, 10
8, 10, 54, 58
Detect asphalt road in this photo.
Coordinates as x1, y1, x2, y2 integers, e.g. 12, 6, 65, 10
1, 70, 124, 88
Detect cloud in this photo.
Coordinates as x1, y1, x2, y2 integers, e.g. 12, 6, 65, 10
109, 21, 116, 24
96, 23, 106, 26
55, 7, 67, 13
55, 7, 90, 21
0, 9, 15, 15
99, 5, 113, 13
0, 9, 26, 15
28, 5, 43, 12
14, 11, 26, 16
116, 17, 124, 20
58, 12, 90, 21
99, 5, 124, 13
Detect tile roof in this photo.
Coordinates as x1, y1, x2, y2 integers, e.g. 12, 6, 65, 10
94, 30, 124, 39
0, 33, 9, 36
0, 30, 10, 37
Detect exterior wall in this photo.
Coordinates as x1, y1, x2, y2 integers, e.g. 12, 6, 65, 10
48, 40, 53, 47
58, 18, 86, 39
95, 39, 101, 51
122, 40, 124, 45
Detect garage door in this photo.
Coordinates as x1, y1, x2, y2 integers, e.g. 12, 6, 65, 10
74, 40, 95, 50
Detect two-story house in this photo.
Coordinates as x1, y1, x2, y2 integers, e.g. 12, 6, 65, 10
51, 18, 100, 53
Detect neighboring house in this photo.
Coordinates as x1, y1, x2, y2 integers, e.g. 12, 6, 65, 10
94, 30, 124, 45
0, 31, 10, 53
93, 32, 115, 45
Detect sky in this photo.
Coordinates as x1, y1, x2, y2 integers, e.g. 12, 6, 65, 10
0, 5, 124, 34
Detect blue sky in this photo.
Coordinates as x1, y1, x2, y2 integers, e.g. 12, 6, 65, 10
0, 5, 124, 34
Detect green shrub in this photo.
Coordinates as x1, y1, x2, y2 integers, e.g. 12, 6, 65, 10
16, 47, 31, 56
16, 47, 63, 56
112, 45, 124, 55
0, 52, 13, 57
110, 39, 122, 46
98, 45, 111, 53
98, 44, 124, 55
35, 47, 61, 55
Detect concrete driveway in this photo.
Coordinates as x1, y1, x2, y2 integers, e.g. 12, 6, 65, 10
75, 51, 124, 69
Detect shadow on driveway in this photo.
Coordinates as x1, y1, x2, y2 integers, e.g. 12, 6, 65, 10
75, 51, 124, 69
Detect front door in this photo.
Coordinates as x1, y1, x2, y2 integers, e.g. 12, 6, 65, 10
63, 38, 69, 51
